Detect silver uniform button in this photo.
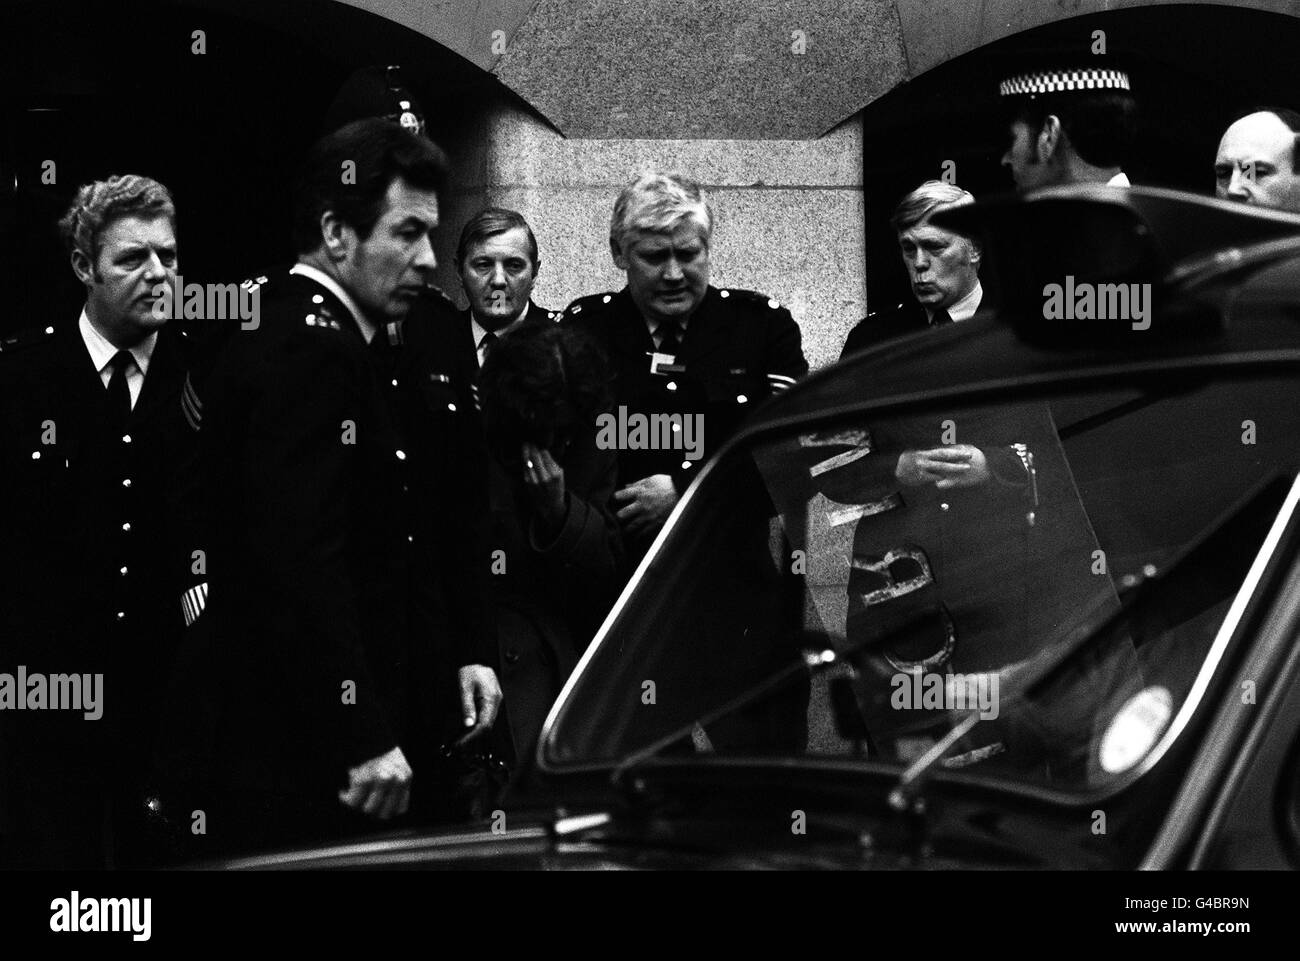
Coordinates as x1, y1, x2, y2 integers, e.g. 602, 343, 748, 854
122, 522, 131, 532
122, 478, 132, 488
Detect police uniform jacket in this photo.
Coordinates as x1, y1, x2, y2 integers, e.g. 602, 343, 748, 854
841, 288, 994, 358
197, 271, 480, 797
562, 284, 807, 571
0, 320, 203, 775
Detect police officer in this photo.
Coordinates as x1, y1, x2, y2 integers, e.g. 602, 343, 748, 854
563, 172, 809, 562
842, 180, 984, 356
194, 119, 501, 854
0, 175, 205, 868
998, 62, 1138, 191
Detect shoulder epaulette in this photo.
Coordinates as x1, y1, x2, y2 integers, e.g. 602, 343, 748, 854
865, 303, 906, 319
0, 325, 56, 354
718, 288, 786, 311
423, 284, 460, 312
563, 292, 617, 317
301, 297, 345, 333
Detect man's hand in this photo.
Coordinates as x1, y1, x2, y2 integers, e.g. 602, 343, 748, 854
895, 445, 991, 490
457, 664, 503, 745
523, 442, 566, 537
338, 745, 412, 820
613, 473, 679, 537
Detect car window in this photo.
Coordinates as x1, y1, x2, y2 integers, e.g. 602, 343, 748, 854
548, 373, 1300, 797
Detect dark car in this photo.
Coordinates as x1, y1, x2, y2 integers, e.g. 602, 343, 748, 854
207, 186, 1300, 870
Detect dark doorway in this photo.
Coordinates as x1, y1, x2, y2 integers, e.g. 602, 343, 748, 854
0, 0, 505, 338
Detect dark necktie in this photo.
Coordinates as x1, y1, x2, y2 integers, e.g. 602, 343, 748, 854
932, 308, 953, 327
479, 330, 497, 365
657, 321, 684, 355
107, 350, 133, 428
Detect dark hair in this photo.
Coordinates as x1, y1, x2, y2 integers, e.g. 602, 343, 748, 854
455, 207, 539, 269
478, 321, 614, 469
1235, 106, 1300, 173
291, 117, 449, 255
1006, 90, 1138, 170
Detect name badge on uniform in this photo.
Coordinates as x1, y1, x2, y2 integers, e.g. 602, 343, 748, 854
648, 352, 684, 376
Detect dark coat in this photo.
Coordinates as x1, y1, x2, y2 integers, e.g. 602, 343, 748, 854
436, 307, 621, 761
0, 317, 203, 867
562, 285, 808, 558
839, 292, 986, 359
196, 271, 477, 800
0, 320, 201, 769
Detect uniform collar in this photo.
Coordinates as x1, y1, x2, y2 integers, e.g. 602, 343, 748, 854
78, 307, 158, 376
470, 303, 530, 353
290, 262, 374, 344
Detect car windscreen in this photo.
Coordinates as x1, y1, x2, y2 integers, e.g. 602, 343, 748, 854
546, 371, 1300, 795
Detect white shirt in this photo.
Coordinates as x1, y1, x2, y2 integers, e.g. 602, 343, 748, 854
289, 262, 374, 344
472, 301, 531, 368
925, 280, 983, 325
79, 309, 157, 409
1107, 171, 1131, 187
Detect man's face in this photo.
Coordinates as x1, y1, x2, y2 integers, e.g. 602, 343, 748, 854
897, 218, 980, 309
615, 221, 710, 325
1214, 112, 1300, 212
458, 226, 538, 330
1001, 119, 1057, 192
338, 177, 440, 321
74, 215, 177, 344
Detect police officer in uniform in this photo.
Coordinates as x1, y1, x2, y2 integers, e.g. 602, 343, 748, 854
998, 61, 1137, 191
0, 174, 205, 868
192, 119, 501, 854
562, 172, 808, 750
563, 172, 808, 564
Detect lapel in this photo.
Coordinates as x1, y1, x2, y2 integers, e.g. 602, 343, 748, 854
54, 321, 112, 460
676, 286, 728, 369
458, 309, 482, 380
608, 289, 656, 377
131, 327, 183, 431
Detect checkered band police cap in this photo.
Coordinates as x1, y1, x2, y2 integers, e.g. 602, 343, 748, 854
999, 68, 1131, 97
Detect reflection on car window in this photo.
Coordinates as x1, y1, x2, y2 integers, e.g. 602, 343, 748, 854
549, 376, 1300, 795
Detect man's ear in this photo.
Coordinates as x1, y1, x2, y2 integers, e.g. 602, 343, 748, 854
70, 248, 96, 287
319, 210, 352, 262
1037, 116, 1062, 163
610, 238, 628, 271
967, 239, 983, 271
